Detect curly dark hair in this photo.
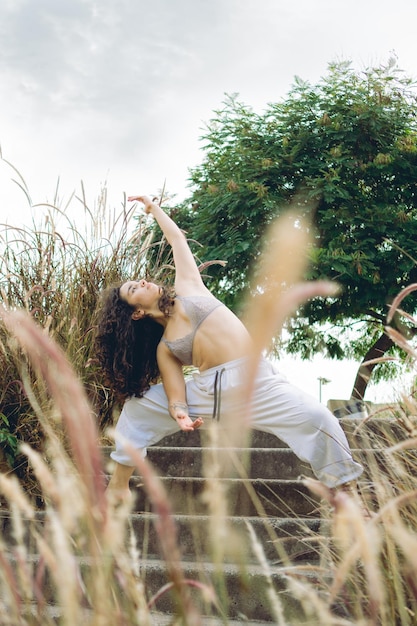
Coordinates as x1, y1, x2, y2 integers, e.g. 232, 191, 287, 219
94, 283, 174, 401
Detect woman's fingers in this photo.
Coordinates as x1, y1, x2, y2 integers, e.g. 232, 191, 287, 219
128, 195, 155, 214
176, 416, 204, 431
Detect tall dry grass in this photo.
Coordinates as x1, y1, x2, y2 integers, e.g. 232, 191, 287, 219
0, 179, 417, 624
0, 181, 176, 500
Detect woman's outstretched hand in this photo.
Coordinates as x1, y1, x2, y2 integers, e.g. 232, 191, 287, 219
127, 195, 156, 214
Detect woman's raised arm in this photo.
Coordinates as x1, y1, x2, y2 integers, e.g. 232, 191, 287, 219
128, 195, 207, 293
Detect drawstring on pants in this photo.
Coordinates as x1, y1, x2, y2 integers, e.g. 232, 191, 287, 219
212, 368, 226, 421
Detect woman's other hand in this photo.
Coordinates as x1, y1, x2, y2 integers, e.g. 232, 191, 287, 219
175, 414, 204, 432
169, 402, 204, 431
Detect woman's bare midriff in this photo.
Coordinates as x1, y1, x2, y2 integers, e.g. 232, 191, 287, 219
190, 306, 251, 371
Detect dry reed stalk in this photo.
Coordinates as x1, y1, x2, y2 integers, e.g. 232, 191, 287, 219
19, 438, 100, 624
242, 205, 336, 405
209, 201, 338, 476
0, 187, 158, 446
48, 510, 83, 626
202, 423, 297, 573
0, 306, 107, 526
0, 545, 22, 625
199, 423, 245, 618
194, 200, 347, 623
200, 423, 231, 564
111, 528, 153, 626
193, 200, 346, 623
0, 483, 38, 622
19, 443, 62, 507
304, 477, 388, 623
200, 386, 301, 614
284, 574, 353, 626
387, 283, 417, 324
0, 474, 34, 519
112, 433, 204, 626
0, 306, 135, 623
245, 521, 286, 625
383, 503, 417, 591
332, 493, 385, 624
385, 326, 417, 361
9, 503, 34, 609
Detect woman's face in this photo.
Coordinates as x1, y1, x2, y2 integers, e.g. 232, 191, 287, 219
119, 279, 161, 313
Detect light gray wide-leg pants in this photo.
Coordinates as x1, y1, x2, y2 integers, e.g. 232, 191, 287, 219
111, 357, 363, 488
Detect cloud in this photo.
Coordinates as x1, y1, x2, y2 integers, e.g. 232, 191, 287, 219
0, 0, 224, 115
0, 0, 238, 210
0, 0, 416, 218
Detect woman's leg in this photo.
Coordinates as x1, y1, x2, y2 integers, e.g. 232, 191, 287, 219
106, 462, 135, 501
248, 359, 363, 488
108, 382, 180, 491
188, 358, 363, 488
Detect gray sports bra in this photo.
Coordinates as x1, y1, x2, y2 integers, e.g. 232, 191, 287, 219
161, 295, 224, 365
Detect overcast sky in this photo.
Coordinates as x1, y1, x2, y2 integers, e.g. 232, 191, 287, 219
1, 0, 416, 222
0, 0, 416, 402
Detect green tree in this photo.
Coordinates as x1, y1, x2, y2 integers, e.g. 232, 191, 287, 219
180, 59, 417, 398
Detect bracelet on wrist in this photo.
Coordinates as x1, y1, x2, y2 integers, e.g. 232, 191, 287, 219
169, 401, 188, 420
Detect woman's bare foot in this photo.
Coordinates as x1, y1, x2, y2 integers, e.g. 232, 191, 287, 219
332, 481, 374, 520
106, 462, 135, 508
106, 485, 133, 509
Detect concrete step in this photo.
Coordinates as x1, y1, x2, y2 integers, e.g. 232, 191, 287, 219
128, 476, 320, 517
138, 557, 330, 622
22, 603, 281, 626
133, 513, 324, 564
102, 444, 415, 484
0, 510, 324, 563
102, 445, 313, 479
12, 553, 330, 623
148, 613, 276, 625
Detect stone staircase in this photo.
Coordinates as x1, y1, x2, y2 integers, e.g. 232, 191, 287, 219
98, 416, 406, 624
2, 416, 413, 624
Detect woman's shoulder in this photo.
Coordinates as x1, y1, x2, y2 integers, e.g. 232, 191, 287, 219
175, 280, 214, 299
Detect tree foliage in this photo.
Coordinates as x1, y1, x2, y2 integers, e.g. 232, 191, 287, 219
179, 59, 417, 395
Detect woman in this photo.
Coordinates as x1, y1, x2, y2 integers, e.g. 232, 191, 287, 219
95, 195, 363, 499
